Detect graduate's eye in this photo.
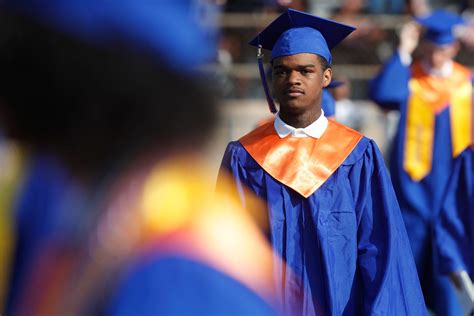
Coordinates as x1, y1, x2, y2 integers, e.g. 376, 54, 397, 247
274, 68, 287, 76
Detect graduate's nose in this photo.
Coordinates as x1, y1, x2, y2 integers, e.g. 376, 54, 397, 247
287, 70, 301, 85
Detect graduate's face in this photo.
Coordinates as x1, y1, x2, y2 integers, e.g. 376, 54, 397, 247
421, 41, 459, 70
272, 53, 331, 117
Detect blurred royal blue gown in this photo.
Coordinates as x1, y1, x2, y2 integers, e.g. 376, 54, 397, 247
370, 52, 473, 315
434, 147, 474, 279
6, 155, 279, 316
321, 89, 335, 117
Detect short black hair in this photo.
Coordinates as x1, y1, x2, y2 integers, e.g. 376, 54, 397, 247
315, 54, 331, 73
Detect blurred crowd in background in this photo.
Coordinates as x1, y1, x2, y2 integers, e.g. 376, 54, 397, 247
216, 0, 474, 98
210, 0, 474, 162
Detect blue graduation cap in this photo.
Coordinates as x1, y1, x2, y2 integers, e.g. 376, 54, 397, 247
416, 10, 466, 45
1, 0, 216, 72
248, 9, 355, 113
249, 9, 355, 64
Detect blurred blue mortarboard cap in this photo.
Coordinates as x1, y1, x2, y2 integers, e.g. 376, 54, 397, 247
416, 10, 465, 45
1, 0, 217, 71
249, 9, 355, 64
326, 79, 345, 89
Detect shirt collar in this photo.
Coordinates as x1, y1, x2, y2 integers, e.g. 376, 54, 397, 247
274, 110, 328, 139
421, 60, 453, 77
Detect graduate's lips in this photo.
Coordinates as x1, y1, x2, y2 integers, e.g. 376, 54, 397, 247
285, 88, 304, 97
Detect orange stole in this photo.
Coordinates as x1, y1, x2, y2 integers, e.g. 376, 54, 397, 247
239, 120, 363, 198
138, 165, 280, 305
404, 62, 472, 181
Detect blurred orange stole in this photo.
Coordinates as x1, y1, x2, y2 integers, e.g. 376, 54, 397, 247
240, 120, 363, 198
138, 161, 280, 306
404, 62, 472, 181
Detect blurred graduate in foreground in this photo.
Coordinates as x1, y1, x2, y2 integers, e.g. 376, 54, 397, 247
0, 1, 283, 315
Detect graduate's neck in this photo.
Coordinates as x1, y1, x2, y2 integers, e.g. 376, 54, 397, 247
279, 107, 321, 128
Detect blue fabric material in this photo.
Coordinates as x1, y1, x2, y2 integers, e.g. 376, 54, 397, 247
321, 89, 335, 117
369, 52, 410, 111
416, 10, 465, 45
271, 27, 331, 63
6, 155, 277, 315
327, 79, 344, 89
5, 154, 83, 315
107, 256, 277, 316
219, 136, 426, 315
434, 147, 473, 277
2, 0, 216, 70
369, 52, 470, 315
249, 9, 355, 64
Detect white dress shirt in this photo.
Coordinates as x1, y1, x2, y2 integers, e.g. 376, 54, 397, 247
274, 110, 328, 139
398, 49, 454, 77
421, 60, 453, 77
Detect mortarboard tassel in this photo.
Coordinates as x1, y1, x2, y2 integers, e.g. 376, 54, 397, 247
257, 45, 277, 114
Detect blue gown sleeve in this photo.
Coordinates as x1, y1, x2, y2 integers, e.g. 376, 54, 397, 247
350, 140, 426, 315
217, 142, 257, 208
369, 52, 411, 111
433, 148, 474, 275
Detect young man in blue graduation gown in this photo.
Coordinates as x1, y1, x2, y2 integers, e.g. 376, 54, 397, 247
370, 10, 473, 315
219, 9, 425, 315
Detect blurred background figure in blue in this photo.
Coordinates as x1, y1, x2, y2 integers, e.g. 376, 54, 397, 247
330, 77, 364, 131
370, 9, 473, 315
0, 1, 283, 315
321, 79, 343, 119
434, 142, 474, 315
0, 132, 25, 312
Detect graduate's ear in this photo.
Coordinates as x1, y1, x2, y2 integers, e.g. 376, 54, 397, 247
322, 67, 332, 88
